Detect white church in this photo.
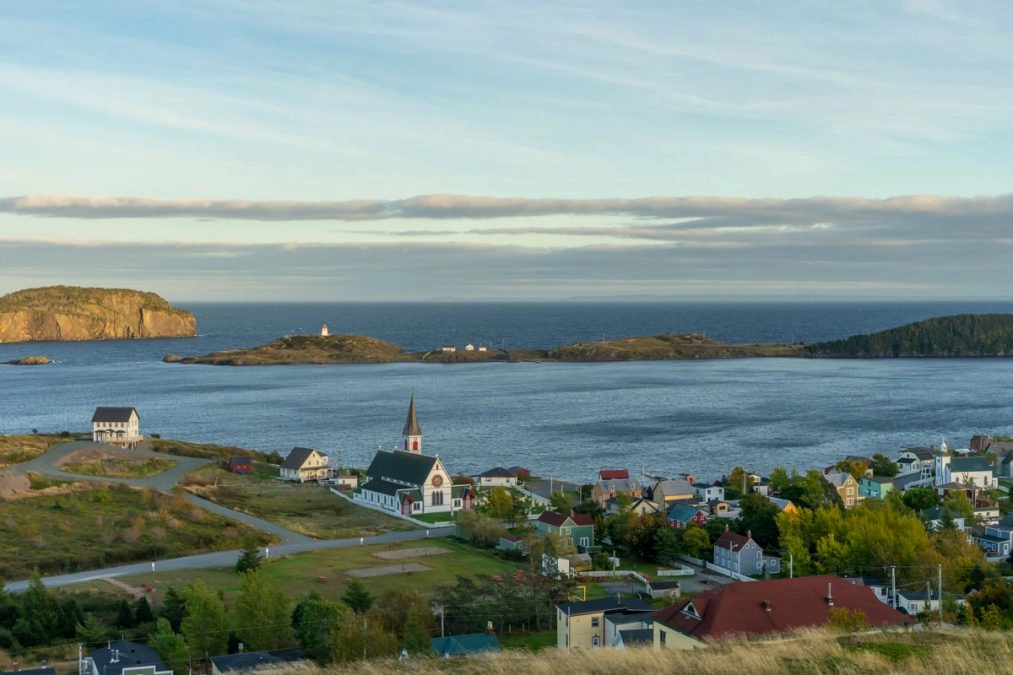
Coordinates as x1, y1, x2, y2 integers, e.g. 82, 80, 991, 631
355, 395, 476, 516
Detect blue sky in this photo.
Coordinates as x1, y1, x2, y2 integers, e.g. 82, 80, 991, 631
3, 1, 1013, 300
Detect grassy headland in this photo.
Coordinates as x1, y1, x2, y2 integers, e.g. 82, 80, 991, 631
172, 313, 1013, 365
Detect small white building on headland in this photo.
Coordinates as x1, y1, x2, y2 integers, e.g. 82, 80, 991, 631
320, 324, 330, 336
91, 407, 142, 448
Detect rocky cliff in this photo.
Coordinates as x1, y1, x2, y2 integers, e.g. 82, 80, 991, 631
0, 286, 197, 343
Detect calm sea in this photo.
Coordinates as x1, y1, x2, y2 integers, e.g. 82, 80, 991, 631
2, 300, 1013, 483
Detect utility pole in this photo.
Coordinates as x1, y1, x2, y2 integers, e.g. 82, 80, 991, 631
891, 566, 897, 609
789, 553, 793, 579
938, 563, 944, 623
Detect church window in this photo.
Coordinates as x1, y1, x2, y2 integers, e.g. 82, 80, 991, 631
413, 440, 419, 450
432, 490, 444, 506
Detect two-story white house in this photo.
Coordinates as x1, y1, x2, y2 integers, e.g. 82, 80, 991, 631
91, 407, 142, 448
693, 483, 724, 502
279, 447, 332, 482
896, 447, 934, 481
935, 455, 996, 490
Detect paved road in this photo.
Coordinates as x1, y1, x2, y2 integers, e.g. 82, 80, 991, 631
10, 439, 311, 543
4, 527, 455, 593
13, 439, 212, 492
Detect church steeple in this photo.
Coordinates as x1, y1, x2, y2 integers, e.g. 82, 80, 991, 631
402, 394, 423, 453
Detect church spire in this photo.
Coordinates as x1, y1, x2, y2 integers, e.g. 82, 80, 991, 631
402, 393, 423, 453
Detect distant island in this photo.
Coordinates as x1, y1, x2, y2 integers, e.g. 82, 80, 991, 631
170, 314, 1013, 365
0, 286, 197, 343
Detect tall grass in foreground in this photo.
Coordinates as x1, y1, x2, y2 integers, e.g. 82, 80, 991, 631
321, 628, 1013, 675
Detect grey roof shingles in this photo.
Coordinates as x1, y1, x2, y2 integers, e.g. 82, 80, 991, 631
403, 394, 422, 436
89, 641, 166, 675
364, 449, 437, 486
949, 456, 993, 473
91, 406, 138, 423
556, 597, 654, 615
280, 447, 321, 470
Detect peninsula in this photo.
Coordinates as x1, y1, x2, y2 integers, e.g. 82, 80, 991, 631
0, 286, 197, 343
172, 313, 1013, 365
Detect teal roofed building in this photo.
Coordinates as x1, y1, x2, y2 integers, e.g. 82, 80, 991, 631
431, 626, 500, 657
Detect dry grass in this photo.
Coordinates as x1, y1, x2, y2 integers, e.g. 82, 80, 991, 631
0, 433, 64, 467
60, 449, 177, 478
317, 627, 1013, 674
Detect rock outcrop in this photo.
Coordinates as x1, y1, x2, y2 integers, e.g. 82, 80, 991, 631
0, 286, 197, 343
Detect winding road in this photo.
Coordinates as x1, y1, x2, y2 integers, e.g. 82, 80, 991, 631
4, 439, 444, 592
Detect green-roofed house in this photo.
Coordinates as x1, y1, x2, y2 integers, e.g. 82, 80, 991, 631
431, 626, 500, 658
355, 396, 476, 516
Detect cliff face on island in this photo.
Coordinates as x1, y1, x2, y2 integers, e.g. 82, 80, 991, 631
0, 286, 197, 343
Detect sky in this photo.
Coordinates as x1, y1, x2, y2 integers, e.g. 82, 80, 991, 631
3, 1, 1013, 301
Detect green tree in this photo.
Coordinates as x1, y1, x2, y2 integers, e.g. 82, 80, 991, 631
330, 612, 398, 663
22, 570, 61, 642
134, 596, 155, 625
870, 454, 899, 478
181, 581, 228, 662
75, 613, 109, 644
681, 525, 711, 559
738, 493, 781, 549
115, 599, 135, 629
725, 466, 753, 497
235, 539, 263, 574
834, 459, 869, 482
233, 569, 295, 651
903, 487, 940, 513
293, 594, 351, 664
768, 467, 791, 494
160, 586, 188, 632
485, 487, 514, 523
401, 604, 431, 655
151, 618, 190, 675
341, 579, 375, 614
549, 491, 571, 512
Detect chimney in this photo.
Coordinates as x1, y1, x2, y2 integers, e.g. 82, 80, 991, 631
486, 621, 494, 636
239, 643, 245, 653
826, 582, 834, 606
111, 650, 119, 664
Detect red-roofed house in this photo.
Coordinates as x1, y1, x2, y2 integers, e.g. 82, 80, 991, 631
535, 511, 595, 551
599, 469, 629, 480
653, 575, 915, 649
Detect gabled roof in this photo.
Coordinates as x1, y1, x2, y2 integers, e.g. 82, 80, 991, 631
211, 649, 308, 675
537, 511, 593, 528
668, 503, 708, 521
89, 640, 166, 675
91, 406, 138, 423
768, 497, 797, 511
949, 456, 993, 473
479, 467, 514, 478
599, 469, 629, 480
364, 449, 437, 486
597, 478, 635, 493
229, 455, 253, 466
892, 473, 927, 490
714, 530, 753, 551
402, 394, 422, 436
556, 597, 654, 616
653, 575, 914, 642
280, 447, 323, 470
824, 472, 854, 488
654, 479, 694, 496
430, 632, 500, 656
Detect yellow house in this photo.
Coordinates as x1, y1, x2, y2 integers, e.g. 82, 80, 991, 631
824, 472, 862, 508
556, 598, 654, 650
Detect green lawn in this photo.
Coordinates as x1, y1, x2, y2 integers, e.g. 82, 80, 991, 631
116, 537, 523, 606
61, 453, 177, 478
181, 465, 412, 538
498, 629, 557, 651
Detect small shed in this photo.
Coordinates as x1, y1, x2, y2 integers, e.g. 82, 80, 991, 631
229, 456, 253, 475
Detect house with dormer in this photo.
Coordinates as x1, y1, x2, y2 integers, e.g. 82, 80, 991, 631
356, 395, 476, 516
591, 475, 640, 507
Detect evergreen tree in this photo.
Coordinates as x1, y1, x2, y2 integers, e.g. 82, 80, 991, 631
330, 611, 398, 663
75, 613, 110, 644
134, 596, 155, 624
401, 604, 431, 656
160, 586, 187, 632
340, 579, 375, 614
115, 599, 135, 629
235, 539, 263, 574
293, 595, 351, 664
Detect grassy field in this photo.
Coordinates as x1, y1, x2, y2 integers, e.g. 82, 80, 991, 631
181, 465, 411, 539
0, 482, 273, 580
61, 450, 177, 478
110, 538, 523, 606
0, 433, 66, 467
324, 627, 1013, 674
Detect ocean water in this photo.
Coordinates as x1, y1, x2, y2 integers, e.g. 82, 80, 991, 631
1, 301, 1012, 483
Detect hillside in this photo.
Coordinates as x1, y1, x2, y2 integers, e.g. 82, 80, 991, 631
175, 334, 410, 365
806, 314, 1013, 357
0, 286, 196, 342
547, 333, 803, 361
